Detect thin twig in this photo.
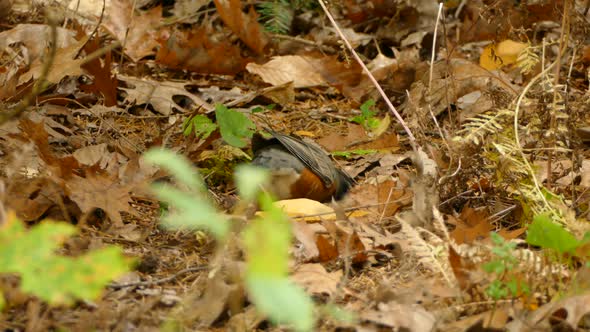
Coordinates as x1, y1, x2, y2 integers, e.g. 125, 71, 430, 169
316, 0, 417, 149
108, 266, 209, 289
428, 3, 444, 94
75, 0, 106, 58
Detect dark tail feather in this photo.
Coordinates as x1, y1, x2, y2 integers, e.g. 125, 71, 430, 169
334, 169, 355, 200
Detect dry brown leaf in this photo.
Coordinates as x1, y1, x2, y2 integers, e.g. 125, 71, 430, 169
291, 221, 322, 261
80, 34, 118, 106
247, 54, 362, 90
246, 55, 327, 88
66, 173, 139, 226
507, 293, 590, 330
213, 0, 268, 54
450, 207, 493, 244
72, 144, 109, 166
291, 263, 342, 297
6, 177, 61, 222
406, 58, 518, 121
376, 179, 407, 218
19, 117, 81, 179
156, 27, 250, 75
18, 38, 87, 86
190, 277, 237, 326
443, 307, 510, 331
115, 223, 145, 242
0, 0, 12, 20
316, 123, 367, 151
343, 53, 401, 101
0, 24, 77, 61
102, 1, 163, 61
226, 306, 265, 331
357, 222, 404, 249
119, 75, 213, 114
361, 301, 435, 331
448, 245, 472, 290
322, 220, 367, 264
171, 0, 210, 23
316, 234, 339, 262
580, 160, 590, 187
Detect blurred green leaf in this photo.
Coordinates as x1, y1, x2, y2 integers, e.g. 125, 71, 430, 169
215, 104, 255, 148
322, 304, 357, 325
152, 183, 228, 238
483, 260, 505, 274
145, 149, 229, 238
244, 194, 291, 276
22, 246, 130, 304
247, 277, 314, 332
144, 149, 204, 191
235, 164, 270, 202
243, 193, 314, 331
0, 214, 131, 308
0, 219, 76, 273
526, 214, 580, 254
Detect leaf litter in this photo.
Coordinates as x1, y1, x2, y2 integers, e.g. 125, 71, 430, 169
2, 0, 590, 331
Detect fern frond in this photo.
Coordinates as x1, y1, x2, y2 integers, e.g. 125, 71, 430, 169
517, 45, 540, 75
455, 109, 514, 145
397, 218, 456, 287
258, 0, 294, 34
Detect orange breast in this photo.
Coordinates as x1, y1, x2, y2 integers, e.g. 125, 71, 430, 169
289, 167, 337, 202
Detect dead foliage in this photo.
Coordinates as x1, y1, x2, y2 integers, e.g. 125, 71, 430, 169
1, 0, 590, 331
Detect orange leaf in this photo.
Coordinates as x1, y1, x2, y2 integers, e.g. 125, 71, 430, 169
213, 0, 268, 54
156, 28, 249, 75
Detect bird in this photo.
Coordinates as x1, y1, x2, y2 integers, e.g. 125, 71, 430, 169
251, 129, 354, 202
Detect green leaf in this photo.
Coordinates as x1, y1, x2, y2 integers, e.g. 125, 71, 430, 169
243, 193, 315, 331
251, 104, 275, 113
486, 280, 508, 300
526, 214, 580, 254
350, 115, 364, 125
360, 99, 376, 117
235, 164, 270, 202
366, 117, 380, 130
0, 214, 131, 306
331, 149, 378, 158
182, 117, 193, 136
349, 99, 385, 133
183, 115, 217, 139
215, 104, 255, 148
483, 260, 505, 274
